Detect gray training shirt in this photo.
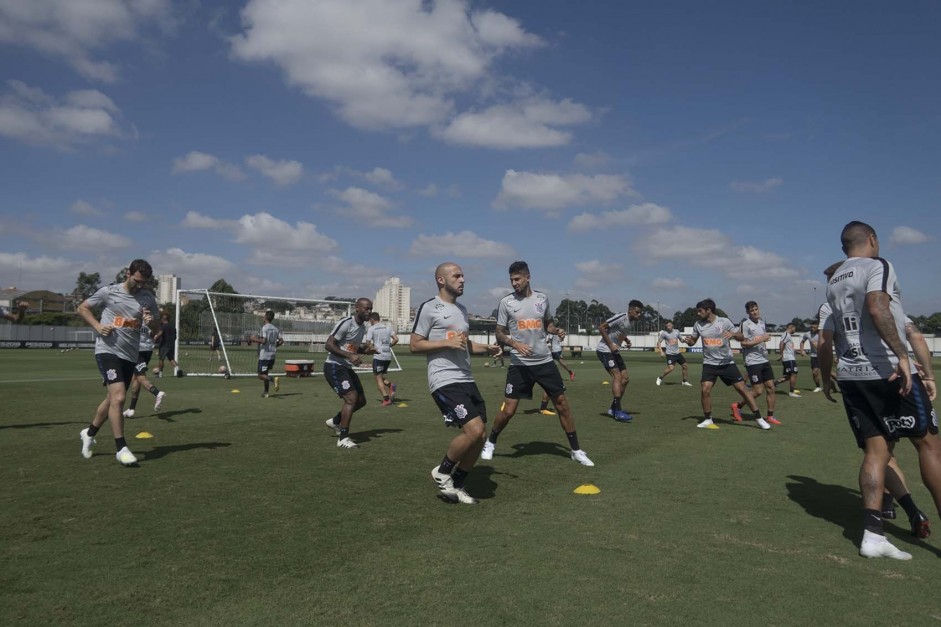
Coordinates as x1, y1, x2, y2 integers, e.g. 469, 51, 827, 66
497, 291, 552, 367
325, 316, 366, 367
689, 316, 738, 366
365, 322, 395, 361
658, 329, 681, 356
85, 283, 159, 363
739, 317, 770, 366
598, 312, 633, 354
411, 296, 473, 393
258, 322, 281, 360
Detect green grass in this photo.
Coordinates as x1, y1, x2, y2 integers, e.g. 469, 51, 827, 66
2, 350, 941, 625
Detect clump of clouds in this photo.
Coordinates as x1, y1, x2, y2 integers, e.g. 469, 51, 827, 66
889, 225, 931, 246
494, 170, 636, 212
172, 151, 245, 181
408, 231, 515, 258
245, 154, 304, 186
729, 177, 783, 193
568, 203, 673, 232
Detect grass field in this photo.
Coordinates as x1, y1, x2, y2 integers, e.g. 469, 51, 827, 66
2, 349, 941, 625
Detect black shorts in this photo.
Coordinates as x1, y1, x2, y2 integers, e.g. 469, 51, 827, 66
839, 377, 938, 449
551, 351, 563, 361
159, 345, 175, 360
596, 351, 626, 373
504, 362, 566, 400
702, 363, 744, 386
665, 353, 686, 366
373, 359, 391, 375
134, 350, 154, 374
324, 362, 364, 398
96, 353, 136, 389
745, 362, 775, 385
257, 358, 275, 375
432, 382, 488, 428
810, 356, 819, 370
782, 360, 798, 376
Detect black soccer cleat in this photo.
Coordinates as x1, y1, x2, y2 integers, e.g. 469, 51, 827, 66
910, 511, 931, 539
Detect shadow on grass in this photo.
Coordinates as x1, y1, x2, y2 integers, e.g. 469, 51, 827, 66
139, 441, 231, 461
506, 440, 570, 460
464, 465, 503, 501
353, 428, 403, 444
154, 408, 204, 423
0, 420, 86, 430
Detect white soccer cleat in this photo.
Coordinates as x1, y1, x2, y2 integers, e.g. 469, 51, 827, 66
336, 437, 359, 449
859, 530, 912, 560
655, 377, 662, 386
697, 418, 718, 429
788, 392, 801, 398
122, 409, 135, 419
682, 381, 692, 387
813, 387, 823, 393
450, 486, 478, 504
115, 446, 137, 466
325, 418, 341, 436
80, 428, 96, 459
154, 391, 166, 411
431, 465, 456, 495
571, 449, 594, 466
480, 441, 495, 460
755, 417, 772, 430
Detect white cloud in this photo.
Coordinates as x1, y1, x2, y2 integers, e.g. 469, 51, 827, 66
245, 154, 304, 186
729, 177, 783, 193
363, 167, 401, 189
124, 211, 147, 222
0, 251, 83, 291
55, 225, 132, 251
494, 170, 636, 211
172, 151, 245, 181
70, 199, 104, 217
573, 258, 623, 290
0, 0, 175, 82
234, 212, 338, 254
409, 231, 515, 258
181, 211, 238, 230
889, 225, 931, 246
328, 187, 412, 228
439, 97, 591, 149
568, 203, 673, 232
149, 248, 237, 290
0, 81, 126, 148
652, 277, 687, 290
417, 183, 438, 197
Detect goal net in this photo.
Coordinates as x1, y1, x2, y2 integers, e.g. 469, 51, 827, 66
173, 290, 401, 377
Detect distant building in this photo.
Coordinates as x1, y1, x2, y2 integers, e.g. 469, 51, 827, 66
0, 288, 71, 313
375, 277, 411, 331
157, 275, 181, 305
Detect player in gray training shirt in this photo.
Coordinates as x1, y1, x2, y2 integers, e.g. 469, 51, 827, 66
364, 312, 399, 406
122, 323, 166, 418
597, 300, 644, 422
323, 298, 375, 449
799, 320, 826, 392
250, 310, 283, 398
656, 321, 691, 387
774, 323, 801, 396
817, 222, 941, 561
682, 298, 769, 431
482, 261, 594, 467
731, 301, 780, 425
76, 259, 161, 466
411, 262, 501, 504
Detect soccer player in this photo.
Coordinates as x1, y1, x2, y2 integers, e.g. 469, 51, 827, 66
249, 310, 282, 398
799, 321, 825, 393
731, 301, 781, 425
482, 261, 594, 466
656, 321, 691, 386
364, 312, 399, 406
411, 262, 501, 504
122, 324, 166, 418
683, 298, 770, 430
1, 300, 28, 322
209, 328, 222, 363
323, 298, 374, 449
548, 330, 575, 381
596, 300, 644, 421
153, 312, 184, 378
774, 323, 801, 397
76, 259, 160, 466
818, 221, 941, 560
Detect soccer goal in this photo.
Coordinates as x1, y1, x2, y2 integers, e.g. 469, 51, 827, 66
174, 290, 401, 377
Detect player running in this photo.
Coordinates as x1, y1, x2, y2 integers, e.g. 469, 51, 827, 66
656, 321, 691, 387
596, 300, 644, 421
731, 301, 780, 425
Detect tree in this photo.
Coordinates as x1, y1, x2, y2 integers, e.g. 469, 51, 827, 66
72, 272, 101, 306
555, 298, 588, 334
207, 279, 242, 313
586, 299, 614, 332
262, 300, 295, 314
788, 317, 808, 332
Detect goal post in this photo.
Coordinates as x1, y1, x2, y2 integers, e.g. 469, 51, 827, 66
173, 290, 402, 378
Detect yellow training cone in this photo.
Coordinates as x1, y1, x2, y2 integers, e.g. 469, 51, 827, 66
397, 402, 408, 408
601, 381, 609, 385
231, 389, 240, 394
574, 484, 601, 495
135, 431, 154, 439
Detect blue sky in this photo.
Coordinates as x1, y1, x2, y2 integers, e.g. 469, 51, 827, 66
1, 0, 938, 324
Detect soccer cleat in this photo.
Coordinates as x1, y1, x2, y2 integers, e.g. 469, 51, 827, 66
324, 418, 341, 436
571, 449, 594, 466
656, 377, 662, 386
115, 446, 138, 466
788, 392, 801, 398
274, 377, 280, 392
697, 418, 718, 429
682, 381, 692, 387
336, 437, 359, 449
481, 441, 495, 460
859, 531, 912, 560
607, 408, 615, 417
381, 399, 393, 407
766, 416, 782, 426
813, 387, 823, 393
154, 391, 166, 411
539, 409, 556, 415
261, 393, 269, 398
122, 409, 135, 419
450, 486, 479, 504
755, 418, 772, 430
156, 370, 162, 378
910, 511, 931, 539
730, 403, 743, 422
569, 371, 575, 381
613, 410, 633, 422
431, 465, 455, 494
390, 382, 397, 400
79, 428, 96, 459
